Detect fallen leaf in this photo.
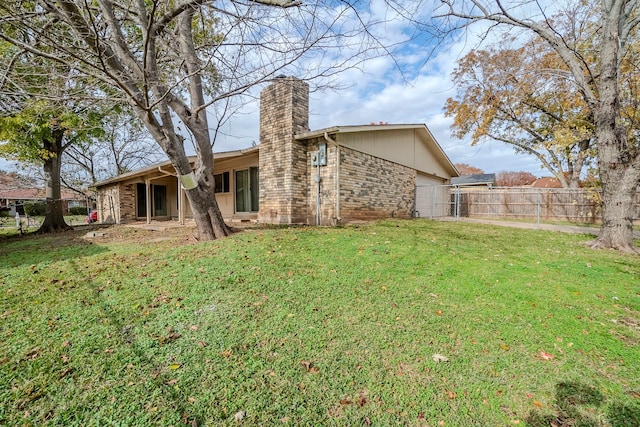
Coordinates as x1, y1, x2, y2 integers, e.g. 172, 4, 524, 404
357, 395, 367, 407
221, 350, 232, 358
166, 379, 178, 385
339, 399, 352, 406
447, 390, 457, 399
539, 351, 554, 360
234, 411, 246, 422
197, 341, 207, 347
169, 363, 181, 370
190, 325, 199, 331
432, 353, 449, 363
59, 367, 73, 379
500, 344, 510, 351
532, 400, 544, 407
436, 310, 443, 316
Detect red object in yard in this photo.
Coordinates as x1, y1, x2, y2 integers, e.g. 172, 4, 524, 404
85, 209, 98, 223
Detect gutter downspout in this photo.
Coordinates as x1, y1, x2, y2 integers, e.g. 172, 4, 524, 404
323, 132, 340, 223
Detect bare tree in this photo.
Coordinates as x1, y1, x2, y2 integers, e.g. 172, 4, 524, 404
0, 0, 385, 240
427, 0, 640, 253
62, 109, 165, 187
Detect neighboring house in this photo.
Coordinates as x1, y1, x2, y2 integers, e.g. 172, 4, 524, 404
93, 76, 458, 226
451, 173, 497, 188
0, 188, 88, 216
530, 177, 563, 188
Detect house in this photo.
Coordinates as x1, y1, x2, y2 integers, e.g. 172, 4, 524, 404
530, 177, 563, 188
93, 77, 458, 226
0, 187, 88, 216
451, 173, 496, 188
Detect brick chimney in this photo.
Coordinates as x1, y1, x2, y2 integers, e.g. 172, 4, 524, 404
258, 76, 310, 224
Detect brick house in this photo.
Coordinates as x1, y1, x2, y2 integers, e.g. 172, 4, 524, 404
0, 187, 88, 216
93, 76, 458, 225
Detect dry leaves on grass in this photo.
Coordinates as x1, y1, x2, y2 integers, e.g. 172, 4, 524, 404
300, 360, 320, 373
432, 354, 449, 363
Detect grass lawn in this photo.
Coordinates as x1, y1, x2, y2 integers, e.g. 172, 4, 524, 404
1, 219, 639, 426
0, 215, 89, 236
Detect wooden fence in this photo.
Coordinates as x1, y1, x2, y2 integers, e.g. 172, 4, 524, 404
415, 186, 640, 223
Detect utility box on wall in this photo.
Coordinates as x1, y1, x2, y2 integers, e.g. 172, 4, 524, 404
311, 142, 327, 167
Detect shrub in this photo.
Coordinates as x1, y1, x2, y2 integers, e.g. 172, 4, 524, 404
69, 206, 89, 216
23, 201, 46, 216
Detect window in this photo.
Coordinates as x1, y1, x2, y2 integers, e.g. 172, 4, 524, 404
214, 171, 230, 193
235, 167, 259, 212
136, 183, 167, 217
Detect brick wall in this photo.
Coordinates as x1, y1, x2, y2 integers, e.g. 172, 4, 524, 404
258, 77, 310, 224
96, 183, 136, 223
306, 138, 338, 225
96, 184, 120, 224
304, 141, 416, 224
338, 146, 416, 221
120, 183, 136, 221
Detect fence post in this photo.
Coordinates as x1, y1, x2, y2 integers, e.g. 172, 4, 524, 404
430, 186, 434, 219
537, 189, 541, 229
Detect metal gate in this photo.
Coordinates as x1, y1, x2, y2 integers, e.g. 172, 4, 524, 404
414, 185, 457, 218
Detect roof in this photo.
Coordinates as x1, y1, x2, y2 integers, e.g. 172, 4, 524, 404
295, 124, 459, 177
451, 174, 496, 186
93, 146, 259, 188
0, 188, 84, 200
530, 177, 563, 188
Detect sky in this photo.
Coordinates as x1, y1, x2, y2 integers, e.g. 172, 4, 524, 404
202, 1, 546, 177
0, 0, 547, 177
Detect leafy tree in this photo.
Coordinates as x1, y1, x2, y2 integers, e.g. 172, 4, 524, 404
454, 163, 484, 175
0, 100, 104, 232
0, 0, 382, 240
429, 0, 640, 253
1, 29, 111, 233
445, 40, 594, 189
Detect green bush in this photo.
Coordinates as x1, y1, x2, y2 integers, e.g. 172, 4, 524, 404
69, 206, 89, 216
0, 210, 9, 218
23, 201, 46, 216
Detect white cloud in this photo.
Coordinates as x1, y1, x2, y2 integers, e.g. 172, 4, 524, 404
0, 2, 548, 178
210, 11, 545, 176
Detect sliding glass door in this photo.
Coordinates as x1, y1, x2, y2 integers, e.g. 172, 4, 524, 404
235, 167, 259, 213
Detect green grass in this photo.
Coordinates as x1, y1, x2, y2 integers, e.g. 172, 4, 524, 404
0, 215, 90, 236
1, 220, 639, 426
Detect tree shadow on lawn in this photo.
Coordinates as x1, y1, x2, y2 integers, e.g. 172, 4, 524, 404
526, 381, 640, 427
0, 228, 109, 268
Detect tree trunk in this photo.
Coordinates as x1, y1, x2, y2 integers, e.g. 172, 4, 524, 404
38, 134, 72, 233
184, 180, 231, 240
589, 141, 640, 253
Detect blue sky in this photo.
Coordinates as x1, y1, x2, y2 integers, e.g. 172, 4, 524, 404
208, 1, 544, 176
0, 1, 545, 177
